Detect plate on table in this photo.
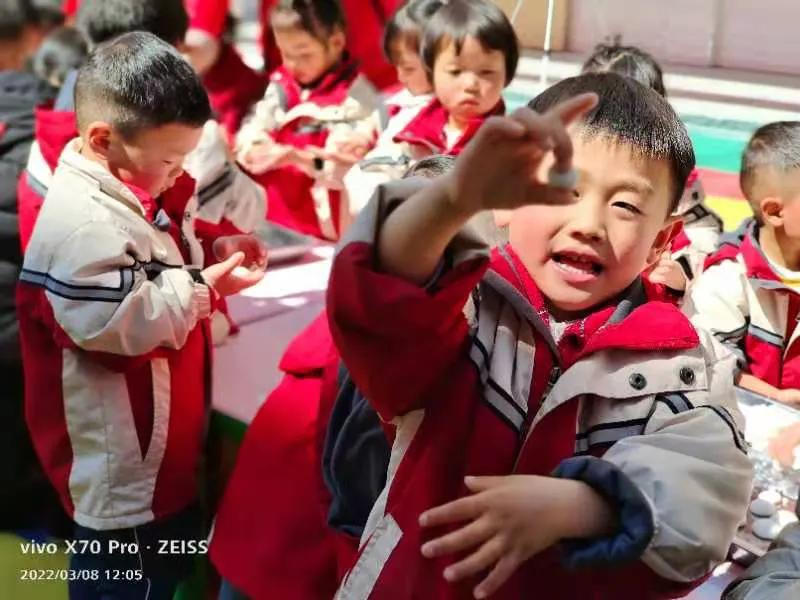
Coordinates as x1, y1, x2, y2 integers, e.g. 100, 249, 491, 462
733, 388, 800, 560
255, 222, 316, 265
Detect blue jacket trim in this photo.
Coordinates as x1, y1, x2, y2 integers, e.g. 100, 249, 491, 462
552, 456, 655, 569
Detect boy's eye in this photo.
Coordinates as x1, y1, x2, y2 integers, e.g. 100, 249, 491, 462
613, 201, 642, 214
447, 69, 461, 76
480, 70, 495, 76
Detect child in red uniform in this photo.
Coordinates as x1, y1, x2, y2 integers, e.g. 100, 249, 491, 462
684, 122, 800, 408
328, 73, 753, 599
236, 0, 383, 240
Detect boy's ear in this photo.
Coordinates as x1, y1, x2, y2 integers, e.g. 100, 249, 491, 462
760, 196, 785, 228
646, 217, 683, 266
85, 122, 114, 159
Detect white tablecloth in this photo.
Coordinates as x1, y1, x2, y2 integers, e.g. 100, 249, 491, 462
212, 246, 333, 424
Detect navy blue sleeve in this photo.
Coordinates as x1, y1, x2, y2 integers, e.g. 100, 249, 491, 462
552, 456, 655, 569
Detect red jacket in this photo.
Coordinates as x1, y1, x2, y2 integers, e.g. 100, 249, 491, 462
17, 105, 76, 252
209, 312, 357, 599
327, 179, 752, 599
236, 57, 381, 240
686, 222, 800, 390
394, 98, 504, 156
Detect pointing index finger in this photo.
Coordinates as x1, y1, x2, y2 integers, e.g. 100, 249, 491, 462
546, 92, 598, 173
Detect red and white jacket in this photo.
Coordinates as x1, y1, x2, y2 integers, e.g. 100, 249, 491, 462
18, 140, 216, 530
684, 221, 800, 390
236, 56, 382, 240
671, 169, 723, 280
342, 88, 433, 218
342, 97, 502, 224
327, 179, 753, 599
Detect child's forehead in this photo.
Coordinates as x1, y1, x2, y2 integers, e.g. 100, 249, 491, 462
436, 35, 502, 62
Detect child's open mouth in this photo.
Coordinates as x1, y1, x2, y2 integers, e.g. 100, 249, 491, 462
551, 252, 603, 282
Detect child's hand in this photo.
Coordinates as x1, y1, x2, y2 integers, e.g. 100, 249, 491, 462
419, 475, 614, 599
201, 252, 264, 297
768, 422, 800, 468
240, 142, 292, 174
776, 388, 800, 407
330, 133, 371, 164
648, 255, 687, 291
443, 93, 598, 217
213, 234, 268, 271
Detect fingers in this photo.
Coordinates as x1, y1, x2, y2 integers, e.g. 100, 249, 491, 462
474, 554, 519, 599
420, 496, 482, 528
464, 476, 505, 493
422, 516, 493, 558
548, 93, 599, 127
443, 536, 504, 583
219, 251, 244, 272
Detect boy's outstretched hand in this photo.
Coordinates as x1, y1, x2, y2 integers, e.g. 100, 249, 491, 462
419, 475, 615, 599
444, 92, 598, 216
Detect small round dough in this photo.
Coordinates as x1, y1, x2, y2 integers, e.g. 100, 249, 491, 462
232, 266, 251, 278
752, 517, 782, 541
547, 167, 577, 189
749, 498, 776, 518
758, 489, 782, 505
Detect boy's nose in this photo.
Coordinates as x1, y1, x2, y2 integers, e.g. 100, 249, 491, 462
567, 203, 605, 241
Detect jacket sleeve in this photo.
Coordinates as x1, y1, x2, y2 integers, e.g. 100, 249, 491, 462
235, 81, 286, 161
327, 178, 490, 422
555, 332, 753, 583
682, 260, 749, 364
186, 120, 266, 235
23, 220, 213, 357
723, 523, 800, 600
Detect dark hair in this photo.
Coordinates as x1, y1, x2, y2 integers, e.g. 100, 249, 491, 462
75, 31, 210, 140
33, 25, 87, 87
404, 154, 456, 179
529, 73, 694, 213
740, 121, 800, 216
383, 0, 444, 63
76, 0, 188, 46
0, 0, 36, 40
582, 42, 666, 97
421, 0, 519, 84
270, 0, 345, 40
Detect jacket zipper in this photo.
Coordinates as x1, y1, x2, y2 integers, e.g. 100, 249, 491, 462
513, 364, 561, 471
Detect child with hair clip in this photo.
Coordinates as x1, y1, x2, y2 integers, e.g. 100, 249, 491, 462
583, 42, 723, 297
235, 0, 384, 241
341, 0, 443, 225
344, 0, 518, 219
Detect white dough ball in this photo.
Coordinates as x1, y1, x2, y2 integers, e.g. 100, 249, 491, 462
750, 498, 776, 518
752, 517, 782, 541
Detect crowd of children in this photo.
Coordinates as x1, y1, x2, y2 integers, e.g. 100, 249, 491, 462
2, 0, 800, 598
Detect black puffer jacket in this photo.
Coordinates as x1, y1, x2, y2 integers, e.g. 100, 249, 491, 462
0, 70, 55, 364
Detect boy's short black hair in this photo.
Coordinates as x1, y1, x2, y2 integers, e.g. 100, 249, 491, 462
271, 0, 345, 41
75, 31, 210, 140
404, 154, 456, 179
740, 121, 800, 218
0, 0, 36, 41
421, 0, 519, 84
382, 0, 444, 63
33, 25, 87, 87
582, 42, 666, 97
76, 0, 188, 47
529, 73, 694, 213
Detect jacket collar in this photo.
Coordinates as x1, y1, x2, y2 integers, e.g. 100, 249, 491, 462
485, 244, 699, 361
393, 98, 504, 154
736, 222, 798, 290
271, 53, 360, 109
60, 138, 196, 227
